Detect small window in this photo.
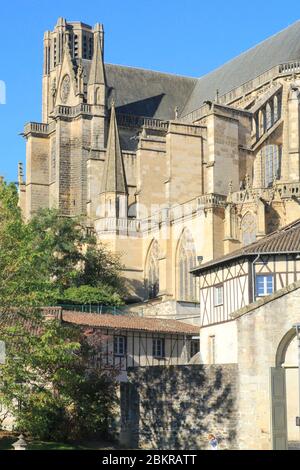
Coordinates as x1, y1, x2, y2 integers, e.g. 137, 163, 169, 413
152, 338, 165, 358
190, 340, 199, 358
214, 284, 223, 306
256, 274, 274, 297
114, 336, 126, 356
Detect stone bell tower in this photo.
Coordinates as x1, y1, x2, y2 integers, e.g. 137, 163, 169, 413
42, 18, 106, 124
23, 18, 108, 220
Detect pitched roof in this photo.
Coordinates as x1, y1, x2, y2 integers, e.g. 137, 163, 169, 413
81, 60, 197, 120
182, 20, 300, 117
192, 218, 300, 274
101, 102, 127, 194
62, 311, 199, 335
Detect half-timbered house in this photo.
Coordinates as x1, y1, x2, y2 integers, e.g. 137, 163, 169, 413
191, 218, 300, 364
62, 311, 200, 381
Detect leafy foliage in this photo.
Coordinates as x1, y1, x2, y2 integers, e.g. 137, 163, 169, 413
0, 181, 125, 307
0, 181, 122, 440
0, 318, 118, 440
63, 285, 123, 306
0, 183, 56, 308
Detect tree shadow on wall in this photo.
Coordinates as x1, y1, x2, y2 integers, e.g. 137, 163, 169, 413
130, 365, 237, 450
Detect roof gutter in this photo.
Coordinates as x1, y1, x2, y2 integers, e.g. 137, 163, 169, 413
191, 250, 300, 275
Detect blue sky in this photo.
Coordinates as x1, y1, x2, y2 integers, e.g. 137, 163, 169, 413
0, 0, 299, 181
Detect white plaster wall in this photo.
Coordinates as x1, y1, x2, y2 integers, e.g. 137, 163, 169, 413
199, 320, 238, 364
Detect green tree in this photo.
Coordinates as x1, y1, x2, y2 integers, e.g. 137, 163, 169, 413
0, 181, 121, 440
0, 181, 125, 307
63, 285, 123, 306
0, 182, 56, 308
0, 317, 118, 440
27, 208, 125, 305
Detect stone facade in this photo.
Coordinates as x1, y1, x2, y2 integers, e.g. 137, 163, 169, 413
233, 281, 300, 450
20, 18, 300, 317
120, 364, 238, 450
193, 280, 300, 450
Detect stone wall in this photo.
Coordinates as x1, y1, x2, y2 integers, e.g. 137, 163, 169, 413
124, 299, 200, 325
232, 280, 300, 450
120, 364, 238, 450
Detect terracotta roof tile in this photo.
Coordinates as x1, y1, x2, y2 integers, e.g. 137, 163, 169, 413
62, 311, 199, 335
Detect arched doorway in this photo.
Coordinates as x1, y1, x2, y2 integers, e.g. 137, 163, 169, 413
271, 327, 300, 449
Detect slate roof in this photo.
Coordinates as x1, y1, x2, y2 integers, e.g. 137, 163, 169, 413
81, 21, 300, 121
182, 20, 300, 117
62, 311, 199, 335
191, 218, 300, 274
82, 59, 197, 120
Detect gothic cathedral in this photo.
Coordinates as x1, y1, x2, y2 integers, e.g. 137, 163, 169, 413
19, 18, 300, 319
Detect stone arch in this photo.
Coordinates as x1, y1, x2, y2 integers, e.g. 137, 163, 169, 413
128, 202, 137, 218
275, 328, 297, 368
176, 228, 197, 301
270, 327, 299, 449
241, 211, 257, 246
96, 87, 102, 105
145, 239, 159, 299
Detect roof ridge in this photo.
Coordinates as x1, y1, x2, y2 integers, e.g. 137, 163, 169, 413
197, 20, 300, 84
62, 311, 199, 334
105, 62, 197, 80
240, 217, 300, 254
182, 20, 300, 117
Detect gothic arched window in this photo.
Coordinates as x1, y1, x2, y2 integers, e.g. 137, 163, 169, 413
262, 144, 281, 187
241, 212, 257, 246
177, 230, 197, 301
146, 240, 159, 299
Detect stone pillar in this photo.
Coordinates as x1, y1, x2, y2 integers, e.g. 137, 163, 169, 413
256, 197, 266, 239
287, 86, 300, 182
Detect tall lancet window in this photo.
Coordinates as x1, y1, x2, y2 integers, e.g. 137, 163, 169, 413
177, 229, 197, 301
262, 144, 281, 187
241, 212, 257, 246
146, 240, 159, 299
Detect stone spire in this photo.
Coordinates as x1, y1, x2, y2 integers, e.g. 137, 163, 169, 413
101, 102, 127, 194
88, 23, 105, 87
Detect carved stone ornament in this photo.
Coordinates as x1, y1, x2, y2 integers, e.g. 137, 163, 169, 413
51, 78, 56, 97
60, 74, 70, 103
